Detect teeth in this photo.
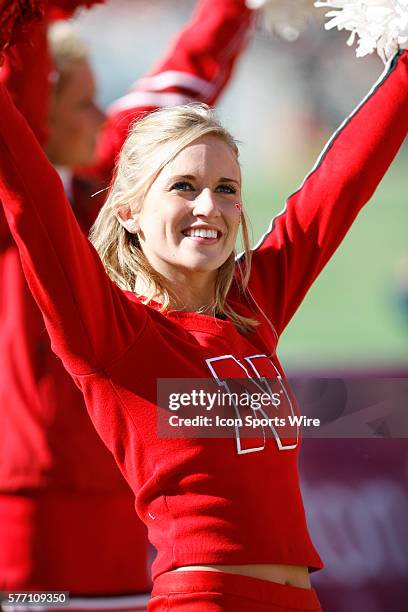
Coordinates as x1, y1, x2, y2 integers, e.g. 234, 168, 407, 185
184, 228, 218, 239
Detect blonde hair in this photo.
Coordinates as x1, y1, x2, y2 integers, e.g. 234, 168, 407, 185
48, 22, 89, 93
90, 103, 257, 333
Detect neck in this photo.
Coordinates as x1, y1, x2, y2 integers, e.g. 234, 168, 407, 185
136, 269, 217, 313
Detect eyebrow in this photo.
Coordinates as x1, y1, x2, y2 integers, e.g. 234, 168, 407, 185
219, 176, 240, 185
168, 174, 240, 185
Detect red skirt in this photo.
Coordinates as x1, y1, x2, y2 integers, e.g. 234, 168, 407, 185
149, 570, 322, 611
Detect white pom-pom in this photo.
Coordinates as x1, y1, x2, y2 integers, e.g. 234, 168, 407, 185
246, 0, 318, 41
314, 0, 408, 63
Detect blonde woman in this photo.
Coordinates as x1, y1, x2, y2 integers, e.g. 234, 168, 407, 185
0, 45, 407, 610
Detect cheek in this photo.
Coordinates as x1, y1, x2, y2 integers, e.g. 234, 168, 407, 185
142, 200, 187, 242
226, 207, 241, 240
62, 109, 90, 138
139, 208, 171, 243
76, 112, 94, 138
84, 110, 101, 134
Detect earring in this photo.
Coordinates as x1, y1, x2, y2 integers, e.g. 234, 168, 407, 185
121, 219, 139, 233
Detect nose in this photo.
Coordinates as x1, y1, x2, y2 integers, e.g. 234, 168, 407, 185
192, 188, 221, 218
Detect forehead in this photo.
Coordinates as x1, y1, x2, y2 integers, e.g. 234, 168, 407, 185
162, 134, 240, 181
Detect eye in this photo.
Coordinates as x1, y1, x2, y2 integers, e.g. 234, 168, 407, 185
216, 184, 237, 194
170, 181, 195, 192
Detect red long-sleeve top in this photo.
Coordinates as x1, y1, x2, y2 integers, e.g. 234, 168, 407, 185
0, 0, 254, 591
1, 45, 406, 580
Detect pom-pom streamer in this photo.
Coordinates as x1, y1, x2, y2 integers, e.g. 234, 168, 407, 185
314, 0, 408, 63
246, 0, 318, 41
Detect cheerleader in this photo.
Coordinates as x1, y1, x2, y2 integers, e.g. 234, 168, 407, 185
0, 3, 407, 611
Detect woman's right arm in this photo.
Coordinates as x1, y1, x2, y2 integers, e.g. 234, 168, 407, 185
0, 208, 11, 251
0, 22, 51, 252
0, 83, 147, 375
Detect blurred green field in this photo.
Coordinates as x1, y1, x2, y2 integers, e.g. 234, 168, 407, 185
242, 147, 408, 369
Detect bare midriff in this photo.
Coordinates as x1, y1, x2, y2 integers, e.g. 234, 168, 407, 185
172, 564, 311, 588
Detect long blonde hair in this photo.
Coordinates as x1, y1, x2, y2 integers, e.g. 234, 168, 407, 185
90, 103, 257, 333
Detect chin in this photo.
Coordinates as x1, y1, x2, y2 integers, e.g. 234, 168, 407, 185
181, 256, 224, 274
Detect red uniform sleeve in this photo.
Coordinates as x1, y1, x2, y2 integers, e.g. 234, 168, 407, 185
0, 84, 147, 376
0, 22, 51, 251
0, 208, 11, 252
0, 23, 51, 146
239, 51, 408, 338
89, 0, 254, 181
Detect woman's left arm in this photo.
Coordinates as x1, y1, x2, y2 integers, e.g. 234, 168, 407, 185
242, 50, 408, 338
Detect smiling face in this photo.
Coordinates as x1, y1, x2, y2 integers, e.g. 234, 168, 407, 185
131, 134, 242, 288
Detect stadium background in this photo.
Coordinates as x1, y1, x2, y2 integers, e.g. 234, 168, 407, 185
60, 2, 408, 611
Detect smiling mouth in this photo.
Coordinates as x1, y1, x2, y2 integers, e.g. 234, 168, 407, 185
182, 228, 222, 240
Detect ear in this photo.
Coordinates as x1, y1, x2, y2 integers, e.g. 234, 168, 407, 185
115, 205, 140, 234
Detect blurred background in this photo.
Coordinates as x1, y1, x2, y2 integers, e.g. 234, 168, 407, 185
53, 3, 408, 611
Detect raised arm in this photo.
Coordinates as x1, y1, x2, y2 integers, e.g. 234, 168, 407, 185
90, 0, 254, 180
0, 22, 51, 250
239, 50, 408, 337
0, 200, 12, 250
0, 83, 146, 375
